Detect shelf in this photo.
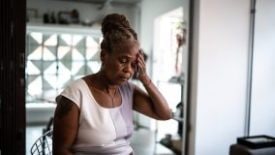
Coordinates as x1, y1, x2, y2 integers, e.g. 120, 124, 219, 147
173, 116, 183, 122
159, 137, 182, 155
26, 23, 101, 36
168, 75, 184, 84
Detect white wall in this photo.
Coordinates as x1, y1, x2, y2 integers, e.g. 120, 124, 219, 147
189, 0, 251, 155
250, 0, 275, 136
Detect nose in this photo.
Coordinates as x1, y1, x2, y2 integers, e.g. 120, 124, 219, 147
123, 63, 134, 75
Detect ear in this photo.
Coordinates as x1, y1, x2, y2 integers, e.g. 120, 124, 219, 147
100, 50, 106, 62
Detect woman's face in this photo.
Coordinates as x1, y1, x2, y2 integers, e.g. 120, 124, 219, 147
102, 40, 139, 85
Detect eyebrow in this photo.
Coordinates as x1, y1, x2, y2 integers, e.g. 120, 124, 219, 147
119, 55, 136, 60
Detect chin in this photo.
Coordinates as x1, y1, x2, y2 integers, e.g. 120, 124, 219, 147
118, 78, 128, 84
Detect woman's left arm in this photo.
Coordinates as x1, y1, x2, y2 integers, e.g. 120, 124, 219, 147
133, 51, 171, 120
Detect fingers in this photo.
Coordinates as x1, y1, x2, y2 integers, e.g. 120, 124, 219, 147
137, 53, 144, 66
137, 56, 145, 67
136, 52, 146, 77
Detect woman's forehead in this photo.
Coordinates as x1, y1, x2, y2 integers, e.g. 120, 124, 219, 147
116, 48, 139, 60
114, 40, 139, 54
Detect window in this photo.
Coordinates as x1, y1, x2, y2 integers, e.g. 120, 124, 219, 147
26, 25, 102, 103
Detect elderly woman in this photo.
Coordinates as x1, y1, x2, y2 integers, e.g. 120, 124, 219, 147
53, 13, 171, 155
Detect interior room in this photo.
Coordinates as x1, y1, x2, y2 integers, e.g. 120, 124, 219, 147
24, 0, 190, 154
1, 0, 275, 155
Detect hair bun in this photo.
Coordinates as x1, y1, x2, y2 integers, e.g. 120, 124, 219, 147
100, 13, 138, 51
101, 13, 131, 36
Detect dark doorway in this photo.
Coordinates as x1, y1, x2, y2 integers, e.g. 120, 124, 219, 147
0, 0, 26, 154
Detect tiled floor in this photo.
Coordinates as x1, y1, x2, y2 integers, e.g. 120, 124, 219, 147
26, 125, 175, 155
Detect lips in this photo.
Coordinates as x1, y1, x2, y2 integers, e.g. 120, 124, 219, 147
119, 76, 129, 81
121, 77, 128, 81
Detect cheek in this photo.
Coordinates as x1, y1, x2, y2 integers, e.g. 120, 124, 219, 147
113, 64, 123, 73
106, 62, 122, 74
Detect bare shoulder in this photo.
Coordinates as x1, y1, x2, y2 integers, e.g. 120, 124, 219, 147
55, 96, 79, 119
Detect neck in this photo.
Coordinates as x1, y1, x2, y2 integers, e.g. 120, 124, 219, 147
94, 71, 118, 94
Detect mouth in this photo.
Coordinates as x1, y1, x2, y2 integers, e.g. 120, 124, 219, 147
119, 76, 129, 81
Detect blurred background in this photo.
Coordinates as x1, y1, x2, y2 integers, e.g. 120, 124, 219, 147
1, 0, 275, 155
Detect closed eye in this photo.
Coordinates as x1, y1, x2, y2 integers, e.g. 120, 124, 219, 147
119, 57, 129, 64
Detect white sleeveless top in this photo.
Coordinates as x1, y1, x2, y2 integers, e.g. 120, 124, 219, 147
57, 79, 135, 155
